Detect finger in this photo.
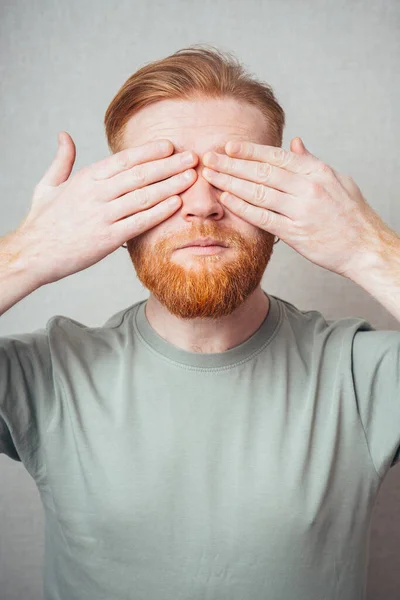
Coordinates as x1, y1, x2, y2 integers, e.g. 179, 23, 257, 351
203, 151, 310, 196
90, 139, 175, 180
106, 150, 198, 200
109, 168, 197, 221
219, 192, 288, 237
290, 137, 343, 182
225, 140, 319, 175
40, 131, 76, 187
112, 195, 182, 243
202, 167, 294, 218
290, 137, 317, 158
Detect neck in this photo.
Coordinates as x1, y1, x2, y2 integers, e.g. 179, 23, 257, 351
144, 285, 270, 353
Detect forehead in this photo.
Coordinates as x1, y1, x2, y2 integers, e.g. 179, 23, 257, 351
121, 97, 269, 153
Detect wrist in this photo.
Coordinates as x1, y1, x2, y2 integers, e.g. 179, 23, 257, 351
0, 229, 45, 291
343, 226, 400, 288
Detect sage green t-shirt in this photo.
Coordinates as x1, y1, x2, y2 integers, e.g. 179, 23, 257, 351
1, 291, 400, 600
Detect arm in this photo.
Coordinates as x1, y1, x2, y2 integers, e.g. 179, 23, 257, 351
344, 230, 400, 323
0, 231, 43, 317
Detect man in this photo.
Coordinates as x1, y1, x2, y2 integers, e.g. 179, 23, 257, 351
1, 45, 400, 600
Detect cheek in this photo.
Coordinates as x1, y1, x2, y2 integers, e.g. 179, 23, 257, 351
149, 222, 179, 250
227, 212, 257, 236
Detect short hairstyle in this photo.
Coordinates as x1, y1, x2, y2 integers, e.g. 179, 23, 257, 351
103, 44, 286, 153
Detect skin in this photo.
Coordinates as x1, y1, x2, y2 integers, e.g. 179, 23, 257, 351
120, 97, 276, 353
9, 92, 392, 347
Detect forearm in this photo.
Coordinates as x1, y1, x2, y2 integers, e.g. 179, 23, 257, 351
0, 231, 43, 317
345, 228, 400, 322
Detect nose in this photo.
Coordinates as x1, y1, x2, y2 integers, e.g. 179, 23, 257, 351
179, 162, 225, 222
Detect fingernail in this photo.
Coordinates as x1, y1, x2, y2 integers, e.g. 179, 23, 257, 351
158, 140, 171, 152
227, 141, 241, 154
203, 152, 217, 166
183, 169, 194, 180
182, 151, 194, 165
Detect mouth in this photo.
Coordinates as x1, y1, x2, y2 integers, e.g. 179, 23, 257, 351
177, 238, 228, 250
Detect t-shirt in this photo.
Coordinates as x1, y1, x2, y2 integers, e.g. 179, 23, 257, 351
1, 290, 400, 600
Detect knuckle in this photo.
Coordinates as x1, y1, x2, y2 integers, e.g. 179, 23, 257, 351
343, 174, 356, 188
239, 201, 250, 217
317, 161, 332, 175
272, 148, 287, 165
309, 181, 324, 197
131, 164, 146, 183
255, 183, 268, 204
106, 200, 118, 222
341, 174, 360, 196
257, 162, 272, 182
133, 211, 147, 232
259, 209, 272, 228
116, 152, 130, 168
226, 157, 236, 172
134, 186, 150, 207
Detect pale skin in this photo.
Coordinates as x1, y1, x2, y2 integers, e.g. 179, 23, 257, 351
3, 97, 398, 341
123, 97, 400, 332
121, 98, 274, 353
0, 98, 270, 349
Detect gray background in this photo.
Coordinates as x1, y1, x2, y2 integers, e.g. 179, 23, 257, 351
0, 0, 399, 598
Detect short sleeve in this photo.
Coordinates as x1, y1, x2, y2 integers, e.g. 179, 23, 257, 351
0, 327, 54, 478
352, 327, 400, 480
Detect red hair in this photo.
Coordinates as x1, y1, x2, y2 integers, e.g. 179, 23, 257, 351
104, 44, 285, 153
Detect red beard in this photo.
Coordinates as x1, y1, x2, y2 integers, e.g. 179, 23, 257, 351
127, 221, 275, 319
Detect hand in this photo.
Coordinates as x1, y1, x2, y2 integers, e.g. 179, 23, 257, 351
202, 137, 391, 279
15, 131, 197, 286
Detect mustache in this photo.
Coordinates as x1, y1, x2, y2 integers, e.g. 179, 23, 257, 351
159, 225, 245, 250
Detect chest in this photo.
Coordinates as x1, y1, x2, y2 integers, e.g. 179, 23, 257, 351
42, 372, 373, 562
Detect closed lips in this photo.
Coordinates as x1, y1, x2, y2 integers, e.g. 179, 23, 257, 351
178, 238, 227, 249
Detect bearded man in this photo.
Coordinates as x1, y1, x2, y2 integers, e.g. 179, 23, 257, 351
1, 45, 400, 600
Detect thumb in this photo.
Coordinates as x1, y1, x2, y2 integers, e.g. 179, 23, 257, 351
40, 131, 76, 187
290, 137, 319, 161
290, 137, 309, 155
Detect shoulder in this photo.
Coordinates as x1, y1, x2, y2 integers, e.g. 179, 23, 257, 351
271, 293, 378, 352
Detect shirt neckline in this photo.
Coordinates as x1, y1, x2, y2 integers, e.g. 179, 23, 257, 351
132, 290, 281, 369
